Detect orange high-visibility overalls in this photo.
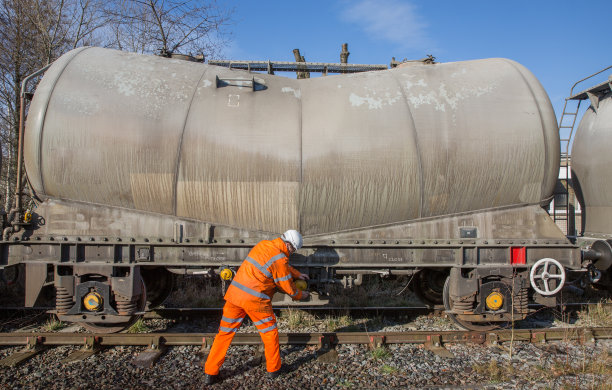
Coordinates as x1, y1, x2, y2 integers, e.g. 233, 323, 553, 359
204, 238, 305, 375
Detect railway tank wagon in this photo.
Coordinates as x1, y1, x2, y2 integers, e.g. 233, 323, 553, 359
1, 47, 602, 331
570, 68, 612, 288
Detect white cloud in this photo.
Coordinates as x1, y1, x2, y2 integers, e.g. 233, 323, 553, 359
341, 0, 433, 52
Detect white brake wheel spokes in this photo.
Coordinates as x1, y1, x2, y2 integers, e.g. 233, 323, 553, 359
529, 258, 566, 296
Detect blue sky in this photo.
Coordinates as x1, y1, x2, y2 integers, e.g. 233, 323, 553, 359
217, 0, 612, 136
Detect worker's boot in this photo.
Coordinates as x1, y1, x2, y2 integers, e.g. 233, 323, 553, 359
204, 374, 218, 385
267, 365, 286, 379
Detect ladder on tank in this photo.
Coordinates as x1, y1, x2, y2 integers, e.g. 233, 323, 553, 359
554, 65, 612, 236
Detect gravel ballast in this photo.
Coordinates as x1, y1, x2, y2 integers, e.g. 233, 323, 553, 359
1, 278, 610, 388
0, 333, 610, 389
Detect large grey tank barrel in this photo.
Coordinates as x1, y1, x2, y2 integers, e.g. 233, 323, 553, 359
24, 47, 559, 236
571, 89, 612, 237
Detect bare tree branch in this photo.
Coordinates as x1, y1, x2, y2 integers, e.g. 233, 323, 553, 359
0, 0, 233, 213
0, 0, 110, 211
105, 0, 233, 57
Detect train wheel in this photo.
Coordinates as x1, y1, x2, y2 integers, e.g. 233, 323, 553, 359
81, 278, 147, 333
141, 267, 174, 310
413, 269, 448, 307
443, 277, 509, 331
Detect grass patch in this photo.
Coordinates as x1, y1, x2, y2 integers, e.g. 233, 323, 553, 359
322, 315, 355, 331
577, 299, 612, 327
496, 350, 612, 386
371, 346, 391, 360
526, 350, 612, 387
527, 364, 551, 382
281, 309, 316, 330
381, 364, 398, 374
472, 360, 514, 383
337, 379, 354, 388
556, 350, 612, 377
42, 318, 65, 332
127, 318, 150, 333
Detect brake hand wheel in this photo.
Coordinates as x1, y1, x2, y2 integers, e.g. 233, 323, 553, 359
529, 258, 566, 296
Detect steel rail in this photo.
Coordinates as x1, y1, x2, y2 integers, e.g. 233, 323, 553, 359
1, 302, 609, 320
144, 302, 611, 319
0, 328, 610, 347
2, 302, 607, 313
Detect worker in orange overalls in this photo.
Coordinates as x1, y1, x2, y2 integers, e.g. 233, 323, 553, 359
204, 230, 309, 385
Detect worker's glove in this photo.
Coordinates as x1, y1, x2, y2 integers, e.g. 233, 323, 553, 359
301, 291, 310, 300
298, 273, 309, 280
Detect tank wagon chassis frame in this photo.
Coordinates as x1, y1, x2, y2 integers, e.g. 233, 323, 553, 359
2, 212, 604, 332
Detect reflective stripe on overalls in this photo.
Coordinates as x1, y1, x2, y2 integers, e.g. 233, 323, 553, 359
229, 280, 271, 300
204, 301, 281, 375
218, 315, 244, 333
205, 239, 294, 376
253, 316, 277, 333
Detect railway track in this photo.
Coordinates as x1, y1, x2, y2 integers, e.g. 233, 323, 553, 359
0, 327, 610, 368
1, 301, 609, 319
1, 302, 609, 336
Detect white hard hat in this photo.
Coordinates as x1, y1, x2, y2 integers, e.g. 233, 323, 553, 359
281, 229, 303, 250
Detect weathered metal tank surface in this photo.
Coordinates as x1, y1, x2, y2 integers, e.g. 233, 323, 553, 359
571, 91, 612, 237
24, 47, 559, 236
